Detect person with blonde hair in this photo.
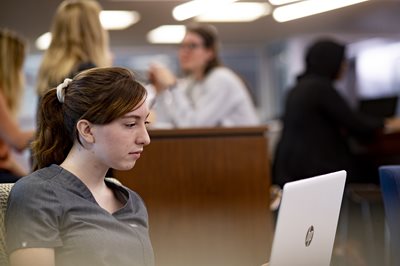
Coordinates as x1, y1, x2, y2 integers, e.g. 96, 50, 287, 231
36, 0, 111, 97
0, 28, 35, 182
6, 67, 154, 266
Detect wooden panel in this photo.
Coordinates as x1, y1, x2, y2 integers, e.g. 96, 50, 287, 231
356, 131, 400, 168
113, 126, 273, 266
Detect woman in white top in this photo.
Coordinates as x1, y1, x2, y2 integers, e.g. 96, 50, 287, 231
148, 24, 259, 128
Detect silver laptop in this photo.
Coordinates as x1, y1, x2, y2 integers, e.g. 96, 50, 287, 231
269, 170, 347, 266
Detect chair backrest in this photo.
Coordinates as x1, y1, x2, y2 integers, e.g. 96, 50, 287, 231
379, 165, 400, 265
0, 183, 13, 266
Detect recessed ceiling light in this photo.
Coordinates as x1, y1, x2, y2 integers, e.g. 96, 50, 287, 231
273, 0, 370, 22
100, 10, 140, 30
35, 32, 52, 51
173, 0, 237, 21
147, 25, 186, 44
36, 10, 140, 50
195, 2, 271, 22
269, 0, 302, 6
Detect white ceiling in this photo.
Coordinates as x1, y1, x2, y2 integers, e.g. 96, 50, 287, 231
1, 0, 400, 51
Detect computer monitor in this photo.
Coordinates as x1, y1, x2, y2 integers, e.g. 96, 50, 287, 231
358, 96, 398, 118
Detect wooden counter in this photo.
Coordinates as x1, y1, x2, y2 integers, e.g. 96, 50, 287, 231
113, 126, 273, 266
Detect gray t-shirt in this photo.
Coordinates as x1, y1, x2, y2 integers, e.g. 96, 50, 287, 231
5, 164, 154, 266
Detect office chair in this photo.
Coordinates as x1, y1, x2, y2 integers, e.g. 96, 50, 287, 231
379, 165, 400, 266
0, 183, 13, 266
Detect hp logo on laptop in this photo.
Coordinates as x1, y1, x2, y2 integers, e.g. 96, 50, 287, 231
305, 225, 314, 247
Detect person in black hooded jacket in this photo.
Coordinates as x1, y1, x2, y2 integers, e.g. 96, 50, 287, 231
272, 38, 399, 187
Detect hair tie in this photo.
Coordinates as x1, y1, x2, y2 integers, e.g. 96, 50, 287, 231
56, 78, 72, 103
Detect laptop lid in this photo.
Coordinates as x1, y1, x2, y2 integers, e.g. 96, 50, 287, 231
269, 170, 347, 266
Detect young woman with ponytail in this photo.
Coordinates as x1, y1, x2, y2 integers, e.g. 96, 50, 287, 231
6, 67, 154, 266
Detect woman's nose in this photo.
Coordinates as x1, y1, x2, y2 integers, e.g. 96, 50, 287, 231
137, 126, 151, 146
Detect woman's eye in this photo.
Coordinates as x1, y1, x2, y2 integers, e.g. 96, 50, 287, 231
125, 123, 136, 128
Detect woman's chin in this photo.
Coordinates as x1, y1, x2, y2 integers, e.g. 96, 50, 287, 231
114, 161, 136, 171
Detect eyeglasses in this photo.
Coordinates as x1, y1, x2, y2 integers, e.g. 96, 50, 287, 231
179, 42, 204, 51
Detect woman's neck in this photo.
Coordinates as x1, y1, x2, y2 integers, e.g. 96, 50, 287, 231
189, 67, 205, 81
60, 144, 108, 190
60, 144, 123, 214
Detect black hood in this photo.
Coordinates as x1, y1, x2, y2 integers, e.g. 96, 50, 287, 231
301, 39, 346, 80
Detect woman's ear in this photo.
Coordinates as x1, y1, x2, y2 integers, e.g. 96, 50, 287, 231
205, 48, 214, 62
76, 119, 95, 144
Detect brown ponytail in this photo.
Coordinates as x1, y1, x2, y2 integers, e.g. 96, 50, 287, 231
32, 88, 73, 170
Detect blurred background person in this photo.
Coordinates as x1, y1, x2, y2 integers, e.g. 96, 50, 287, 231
0, 28, 35, 182
36, 0, 111, 98
272, 38, 400, 187
148, 23, 259, 128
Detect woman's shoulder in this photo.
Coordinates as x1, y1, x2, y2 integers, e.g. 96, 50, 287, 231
206, 67, 243, 87
12, 166, 62, 194
208, 66, 236, 78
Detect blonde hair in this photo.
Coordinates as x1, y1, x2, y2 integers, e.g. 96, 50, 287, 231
36, 0, 110, 96
0, 28, 26, 115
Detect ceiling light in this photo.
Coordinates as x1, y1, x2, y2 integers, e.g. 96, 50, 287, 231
35, 32, 52, 50
173, 0, 237, 21
35, 10, 140, 50
269, 0, 301, 5
100, 10, 140, 30
273, 0, 370, 22
196, 2, 271, 22
147, 25, 186, 44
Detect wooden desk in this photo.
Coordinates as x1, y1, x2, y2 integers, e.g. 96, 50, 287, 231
113, 126, 273, 266
353, 131, 400, 169
365, 131, 400, 159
